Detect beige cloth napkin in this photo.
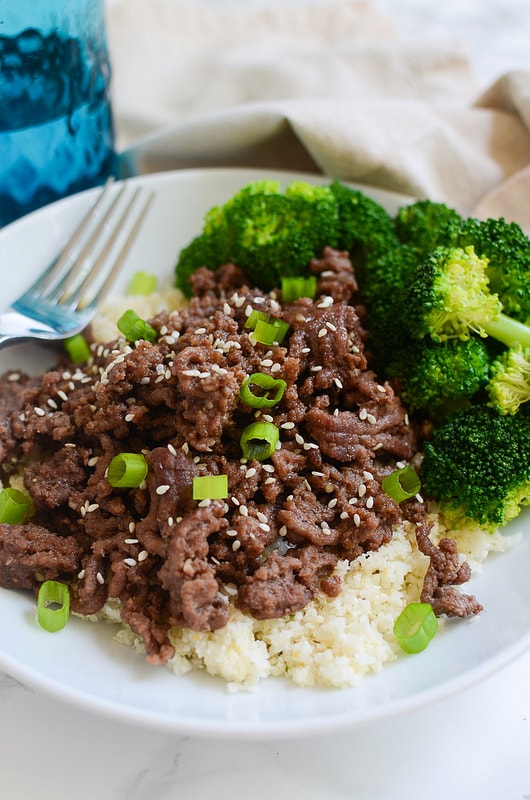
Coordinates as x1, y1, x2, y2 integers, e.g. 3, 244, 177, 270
107, 0, 530, 225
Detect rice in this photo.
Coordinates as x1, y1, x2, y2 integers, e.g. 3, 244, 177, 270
86, 285, 519, 691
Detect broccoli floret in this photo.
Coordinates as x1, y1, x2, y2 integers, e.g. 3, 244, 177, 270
487, 344, 530, 415
420, 404, 530, 530
397, 337, 490, 413
455, 216, 530, 323
175, 179, 339, 295
405, 245, 502, 342
394, 199, 463, 255
329, 180, 398, 280
403, 244, 530, 352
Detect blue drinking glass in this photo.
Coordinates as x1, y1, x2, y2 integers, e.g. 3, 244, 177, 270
0, 0, 116, 227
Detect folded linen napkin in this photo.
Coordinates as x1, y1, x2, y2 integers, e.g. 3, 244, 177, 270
107, 0, 530, 224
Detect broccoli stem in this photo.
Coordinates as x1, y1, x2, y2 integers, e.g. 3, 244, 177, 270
483, 313, 530, 349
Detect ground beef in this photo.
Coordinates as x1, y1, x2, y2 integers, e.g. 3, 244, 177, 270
0, 247, 480, 664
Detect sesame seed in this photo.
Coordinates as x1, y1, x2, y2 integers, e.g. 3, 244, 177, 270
334, 378, 343, 389
198, 499, 211, 507
226, 529, 238, 537
129, 522, 136, 533
281, 421, 295, 429
301, 347, 311, 354
367, 413, 377, 424
87, 503, 99, 513
326, 321, 337, 331
358, 484, 367, 497
194, 327, 207, 335
239, 505, 249, 517
271, 363, 282, 373
353, 514, 361, 527
96, 572, 105, 585
125, 413, 134, 422
167, 517, 174, 526
318, 327, 327, 338
359, 408, 367, 420
34, 407, 45, 417
310, 365, 323, 372
232, 540, 241, 551
262, 464, 275, 472
260, 358, 273, 367
327, 498, 338, 508
138, 550, 148, 562
156, 485, 170, 495
123, 557, 137, 567
259, 522, 270, 532
223, 302, 231, 315
77, 569, 85, 580
279, 526, 287, 536
124, 538, 138, 544
245, 468, 257, 478
340, 511, 348, 520
366, 496, 374, 509
231, 496, 240, 506
256, 511, 268, 523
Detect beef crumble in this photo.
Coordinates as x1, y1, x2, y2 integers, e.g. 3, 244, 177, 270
0, 248, 481, 665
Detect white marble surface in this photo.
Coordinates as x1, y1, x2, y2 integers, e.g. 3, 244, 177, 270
2, 2, 530, 798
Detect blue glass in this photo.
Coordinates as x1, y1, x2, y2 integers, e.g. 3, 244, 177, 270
0, 0, 116, 227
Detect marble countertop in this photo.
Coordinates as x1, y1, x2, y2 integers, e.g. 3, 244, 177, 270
2, 2, 530, 798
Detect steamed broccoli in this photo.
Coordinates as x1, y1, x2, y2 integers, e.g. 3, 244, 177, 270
455, 216, 530, 323
329, 180, 398, 281
397, 337, 490, 413
404, 245, 530, 349
175, 179, 340, 295
394, 199, 463, 255
487, 344, 530, 415
420, 404, 530, 530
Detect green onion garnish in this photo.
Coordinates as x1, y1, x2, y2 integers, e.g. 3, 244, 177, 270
393, 602, 438, 654
240, 421, 279, 461
192, 474, 229, 500
64, 333, 91, 364
281, 275, 317, 302
117, 309, 157, 343
252, 318, 290, 345
381, 465, 421, 502
0, 487, 34, 524
245, 309, 269, 331
107, 453, 148, 488
240, 373, 287, 409
37, 580, 70, 633
126, 271, 158, 295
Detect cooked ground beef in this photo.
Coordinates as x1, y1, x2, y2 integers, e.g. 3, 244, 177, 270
0, 248, 480, 664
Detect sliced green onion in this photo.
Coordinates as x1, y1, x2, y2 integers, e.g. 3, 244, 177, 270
117, 309, 157, 343
393, 602, 438, 654
240, 373, 287, 408
37, 580, 70, 633
192, 474, 229, 500
240, 421, 279, 461
252, 318, 290, 345
381, 465, 421, 502
107, 453, 148, 488
64, 333, 91, 363
281, 275, 317, 302
126, 271, 158, 295
244, 309, 269, 331
0, 487, 34, 524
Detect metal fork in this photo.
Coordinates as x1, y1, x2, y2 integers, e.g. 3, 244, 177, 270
0, 179, 155, 348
